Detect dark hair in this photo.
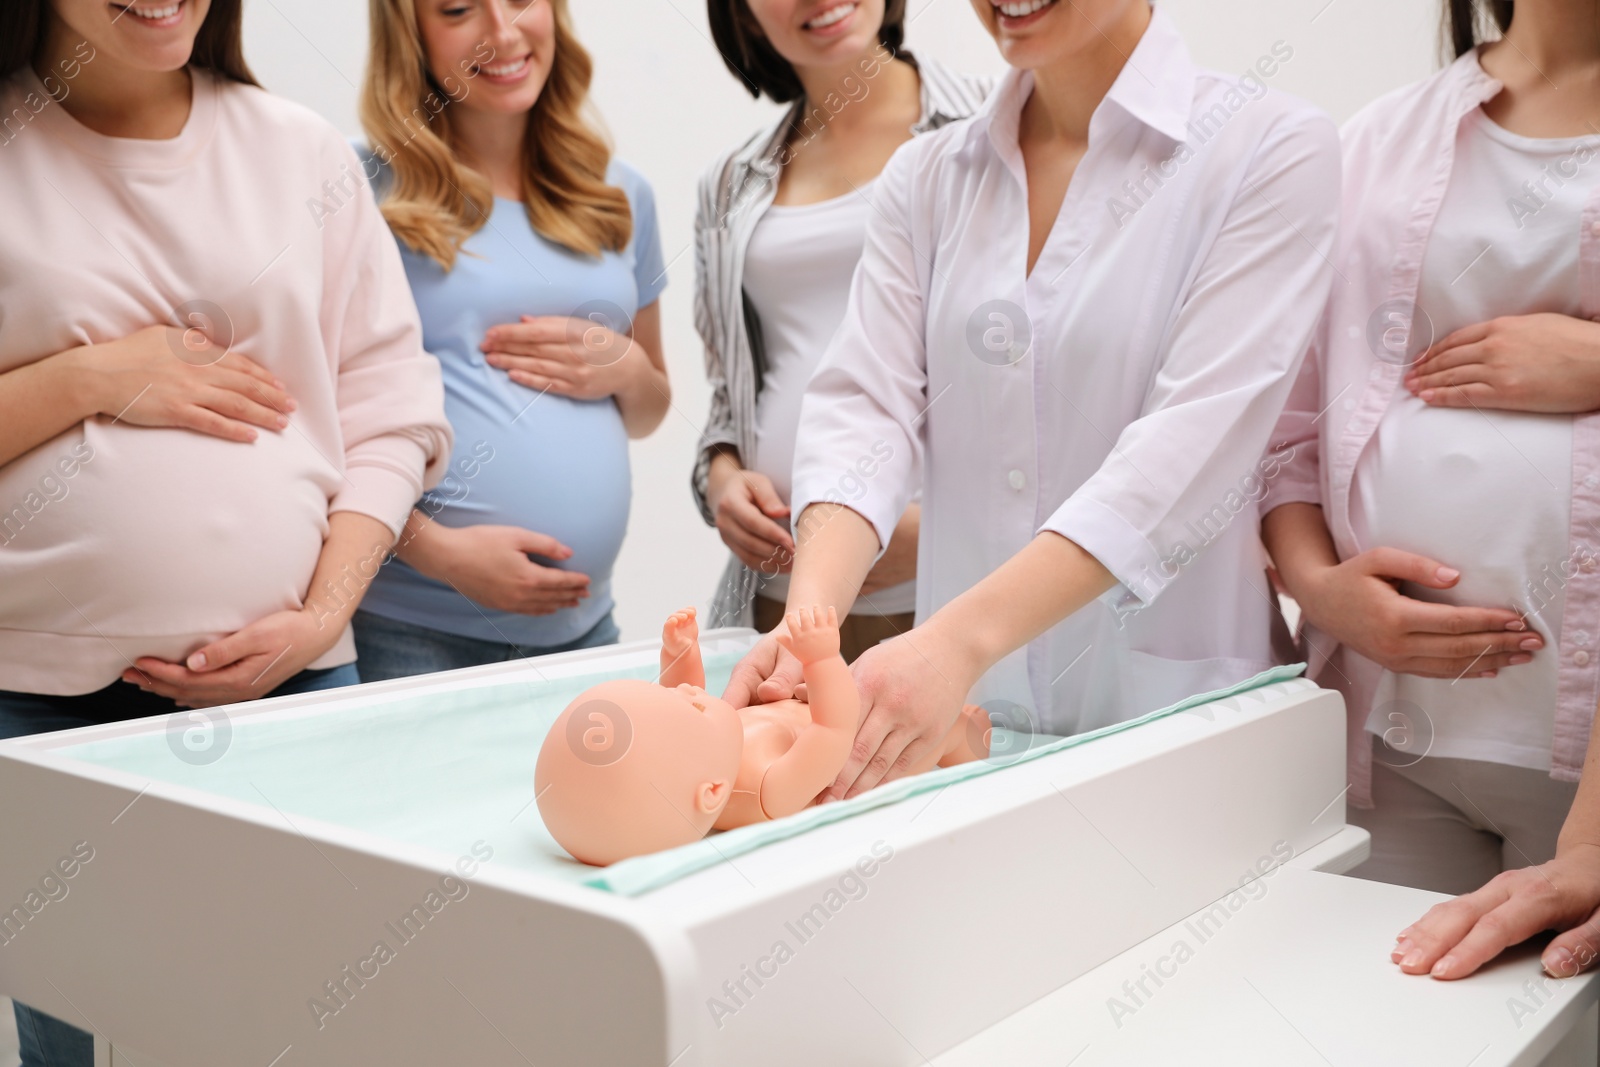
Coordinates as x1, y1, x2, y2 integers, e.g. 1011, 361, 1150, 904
708, 0, 906, 102
1445, 0, 1513, 58
0, 0, 258, 86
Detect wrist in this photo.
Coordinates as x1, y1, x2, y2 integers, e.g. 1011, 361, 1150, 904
917, 608, 992, 691
55, 345, 110, 419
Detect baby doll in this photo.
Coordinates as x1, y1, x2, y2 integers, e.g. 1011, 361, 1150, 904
535, 606, 990, 866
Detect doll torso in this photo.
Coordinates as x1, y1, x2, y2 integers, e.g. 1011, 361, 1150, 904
713, 698, 814, 830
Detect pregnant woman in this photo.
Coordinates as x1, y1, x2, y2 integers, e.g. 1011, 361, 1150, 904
0, 0, 451, 1060
1263, 0, 1600, 956
692, 0, 987, 658
352, 0, 671, 679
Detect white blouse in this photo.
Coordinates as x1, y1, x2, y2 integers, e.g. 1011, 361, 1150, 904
790, 9, 1339, 735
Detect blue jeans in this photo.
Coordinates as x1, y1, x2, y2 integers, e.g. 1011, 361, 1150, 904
352, 609, 621, 682
0, 663, 360, 1067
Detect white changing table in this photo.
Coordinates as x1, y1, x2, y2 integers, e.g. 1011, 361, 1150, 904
0, 629, 1590, 1066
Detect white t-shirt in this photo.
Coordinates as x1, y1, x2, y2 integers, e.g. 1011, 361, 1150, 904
742, 179, 917, 616
1352, 108, 1595, 769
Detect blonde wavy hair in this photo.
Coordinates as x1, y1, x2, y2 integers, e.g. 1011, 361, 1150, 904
360, 0, 632, 269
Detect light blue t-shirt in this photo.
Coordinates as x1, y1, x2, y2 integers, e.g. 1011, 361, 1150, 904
358, 150, 667, 646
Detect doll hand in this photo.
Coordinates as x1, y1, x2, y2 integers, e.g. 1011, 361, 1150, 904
775, 606, 840, 665
661, 606, 699, 658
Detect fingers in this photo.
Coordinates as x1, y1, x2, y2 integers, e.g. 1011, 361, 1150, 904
1393, 879, 1514, 976
511, 529, 574, 561
198, 386, 290, 433
1361, 547, 1461, 589
719, 521, 788, 573
175, 405, 262, 443
1414, 321, 1490, 368
186, 630, 271, 672
1404, 600, 1527, 636
722, 636, 780, 708
746, 476, 793, 522
217, 351, 285, 389
754, 645, 806, 704
1431, 895, 1565, 980
1544, 907, 1600, 977
724, 492, 794, 555
481, 319, 565, 349
1417, 382, 1500, 409
826, 706, 894, 802
213, 365, 294, 414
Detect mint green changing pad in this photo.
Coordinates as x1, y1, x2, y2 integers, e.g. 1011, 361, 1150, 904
57, 645, 1305, 897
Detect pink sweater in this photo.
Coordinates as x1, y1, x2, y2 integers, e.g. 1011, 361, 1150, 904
0, 67, 452, 695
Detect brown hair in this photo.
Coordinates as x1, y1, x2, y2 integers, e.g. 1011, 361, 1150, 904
708, 0, 907, 102
1444, 0, 1513, 57
361, 0, 631, 270
0, 0, 257, 85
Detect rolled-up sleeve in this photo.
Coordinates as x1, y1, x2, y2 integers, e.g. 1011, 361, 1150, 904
1042, 111, 1340, 607
789, 144, 930, 554
318, 138, 452, 537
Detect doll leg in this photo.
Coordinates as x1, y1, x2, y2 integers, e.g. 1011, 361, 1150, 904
935, 704, 991, 768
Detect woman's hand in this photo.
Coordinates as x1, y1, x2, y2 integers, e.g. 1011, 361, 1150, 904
1404, 314, 1600, 413
81, 325, 296, 441
397, 519, 591, 616
1294, 547, 1538, 678
706, 451, 794, 574
124, 607, 337, 708
482, 314, 642, 401
722, 619, 804, 709
817, 617, 980, 801
1393, 843, 1600, 980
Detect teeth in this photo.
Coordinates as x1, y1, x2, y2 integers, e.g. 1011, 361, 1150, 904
126, 2, 180, 18
805, 2, 855, 28
997, 0, 1052, 15
481, 57, 528, 77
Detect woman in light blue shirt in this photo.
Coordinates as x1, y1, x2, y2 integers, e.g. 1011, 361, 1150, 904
352, 0, 670, 678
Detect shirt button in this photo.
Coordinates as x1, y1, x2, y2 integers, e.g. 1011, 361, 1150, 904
1591, 220, 1600, 238
1007, 469, 1026, 491
1577, 631, 1592, 647
1577, 651, 1592, 666
1586, 474, 1599, 489
1583, 558, 1599, 573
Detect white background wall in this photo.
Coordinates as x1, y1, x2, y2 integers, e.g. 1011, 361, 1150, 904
241, 0, 1446, 641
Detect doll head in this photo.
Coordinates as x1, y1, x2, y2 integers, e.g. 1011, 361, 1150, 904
535, 678, 744, 866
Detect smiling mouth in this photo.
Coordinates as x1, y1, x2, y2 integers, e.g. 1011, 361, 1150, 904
475, 54, 531, 79
994, 0, 1058, 19
804, 1, 857, 30
111, 0, 186, 26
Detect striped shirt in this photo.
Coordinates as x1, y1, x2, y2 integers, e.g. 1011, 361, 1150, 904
691, 54, 991, 627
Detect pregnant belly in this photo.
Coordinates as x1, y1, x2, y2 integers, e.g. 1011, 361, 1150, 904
1356, 399, 1572, 614
429, 397, 632, 582
0, 420, 335, 639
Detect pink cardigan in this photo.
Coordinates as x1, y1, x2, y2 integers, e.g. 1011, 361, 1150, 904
0, 67, 452, 694
1268, 50, 1600, 806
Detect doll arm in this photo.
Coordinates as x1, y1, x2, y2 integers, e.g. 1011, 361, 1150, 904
759, 607, 859, 818
659, 607, 706, 689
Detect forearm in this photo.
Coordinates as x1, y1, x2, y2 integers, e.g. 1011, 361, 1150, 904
302, 512, 399, 634
862, 503, 919, 594
0, 347, 103, 467
785, 504, 882, 620
391, 507, 453, 580
1558, 711, 1600, 854
1260, 502, 1340, 605
616, 344, 671, 438
919, 532, 1115, 682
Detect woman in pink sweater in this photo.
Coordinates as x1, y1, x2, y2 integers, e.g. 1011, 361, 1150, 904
0, 0, 451, 1059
